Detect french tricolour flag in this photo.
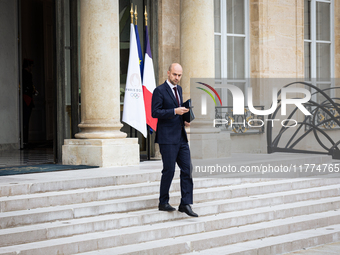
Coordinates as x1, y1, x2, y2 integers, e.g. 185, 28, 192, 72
142, 25, 158, 131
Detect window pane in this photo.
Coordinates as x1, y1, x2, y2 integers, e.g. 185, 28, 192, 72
227, 0, 244, 34
304, 0, 310, 40
316, 43, 330, 81
304, 42, 311, 80
316, 2, 330, 41
227, 36, 245, 79
215, 87, 222, 107
214, 0, 221, 33
215, 35, 221, 78
223, 82, 246, 107
316, 83, 331, 104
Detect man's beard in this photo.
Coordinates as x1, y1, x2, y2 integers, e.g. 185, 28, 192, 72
169, 78, 178, 85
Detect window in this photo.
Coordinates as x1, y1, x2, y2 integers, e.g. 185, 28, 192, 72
304, 0, 334, 103
214, 0, 253, 134
214, 0, 249, 106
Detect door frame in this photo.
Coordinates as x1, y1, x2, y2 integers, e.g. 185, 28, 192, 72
55, 0, 65, 163
17, 0, 23, 149
55, 0, 79, 163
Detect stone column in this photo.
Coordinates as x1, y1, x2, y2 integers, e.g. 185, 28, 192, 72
62, 0, 139, 167
335, 0, 340, 79
180, 0, 230, 159
335, 0, 340, 98
249, 0, 306, 153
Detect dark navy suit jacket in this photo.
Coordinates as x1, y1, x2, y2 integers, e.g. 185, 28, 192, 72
152, 81, 188, 145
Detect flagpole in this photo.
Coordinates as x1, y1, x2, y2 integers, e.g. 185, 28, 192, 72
129, 3, 133, 139
134, 5, 138, 25
130, 3, 133, 24
134, 4, 140, 142
144, 6, 151, 160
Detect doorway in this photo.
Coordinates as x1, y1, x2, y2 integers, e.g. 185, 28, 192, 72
19, 0, 80, 164
19, 0, 55, 160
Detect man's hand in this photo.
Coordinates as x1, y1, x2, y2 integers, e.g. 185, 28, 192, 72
175, 107, 189, 115
184, 121, 190, 127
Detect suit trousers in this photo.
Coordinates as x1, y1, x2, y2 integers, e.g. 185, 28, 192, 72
159, 129, 193, 205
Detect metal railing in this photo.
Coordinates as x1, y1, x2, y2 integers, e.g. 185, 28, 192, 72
215, 106, 265, 134
306, 105, 340, 130
267, 82, 340, 159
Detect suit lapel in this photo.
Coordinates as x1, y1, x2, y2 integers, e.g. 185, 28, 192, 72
164, 82, 179, 106
178, 86, 183, 105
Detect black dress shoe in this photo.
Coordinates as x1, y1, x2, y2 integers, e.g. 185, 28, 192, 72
158, 203, 176, 211
178, 204, 198, 217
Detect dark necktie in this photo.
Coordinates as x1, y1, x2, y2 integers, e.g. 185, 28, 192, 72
173, 87, 180, 107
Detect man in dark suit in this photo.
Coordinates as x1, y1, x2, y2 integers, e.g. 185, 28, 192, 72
152, 63, 198, 217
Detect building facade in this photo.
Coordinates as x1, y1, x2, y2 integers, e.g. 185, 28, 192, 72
1, 0, 340, 166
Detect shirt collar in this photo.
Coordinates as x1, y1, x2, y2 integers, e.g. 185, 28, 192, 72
166, 79, 177, 89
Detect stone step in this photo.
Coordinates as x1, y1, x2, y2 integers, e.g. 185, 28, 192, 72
0, 177, 240, 212
0, 155, 335, 255
1, 175, 339, 213
192, 155, 334, 179
283, 241, 340, 255
0, 153, 331, 198
1, 186, 340, 247
0, 165, 163, 197
1, 178, 339, 229
181, 225, 340, 255
78, 222, 340, 255
2, 210, 338, 255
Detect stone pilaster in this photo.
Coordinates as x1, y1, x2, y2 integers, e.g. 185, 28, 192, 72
62, 0, 139, 167
180, 0, 230, 159
241, 0, 306, 154
335, 0, 340, 98
335, 0, 340, 79
153, 0, 181, 159
250, 0, 305, 79
157, 0, 181, 85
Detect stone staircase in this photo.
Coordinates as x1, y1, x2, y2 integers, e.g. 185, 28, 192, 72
0, 154, 340, 255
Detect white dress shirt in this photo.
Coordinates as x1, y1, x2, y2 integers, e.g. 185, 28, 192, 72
166, 80, 181, 115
